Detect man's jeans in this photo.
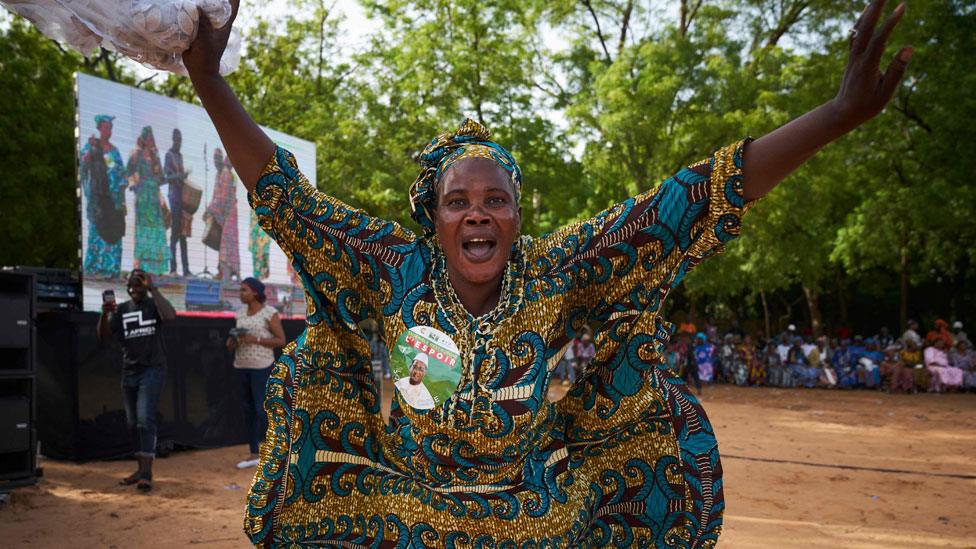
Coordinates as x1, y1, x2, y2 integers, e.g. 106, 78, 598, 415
121, 365, 166, 457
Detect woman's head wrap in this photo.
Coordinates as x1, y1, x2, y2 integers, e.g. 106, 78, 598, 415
409, 118, 522, 235
94, 114, 115, 127
242, 277, 266, 303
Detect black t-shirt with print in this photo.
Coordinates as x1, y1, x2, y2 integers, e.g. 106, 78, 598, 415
110, 298, 167, 370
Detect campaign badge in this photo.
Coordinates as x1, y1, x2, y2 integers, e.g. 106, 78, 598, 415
390, 326, 461, 410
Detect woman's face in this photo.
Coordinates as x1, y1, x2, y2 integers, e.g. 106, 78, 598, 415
98, 121, 112, 141
434, 158, 520, 289
240, 283, 256, 304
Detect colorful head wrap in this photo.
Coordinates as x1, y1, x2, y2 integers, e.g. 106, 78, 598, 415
94, 114, 115, 126
409, 118, 522, 234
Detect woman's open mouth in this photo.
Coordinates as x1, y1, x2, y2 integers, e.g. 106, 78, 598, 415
461, 237, 497, 263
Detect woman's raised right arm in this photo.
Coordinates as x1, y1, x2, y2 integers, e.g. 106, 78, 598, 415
183, 0, 273, 192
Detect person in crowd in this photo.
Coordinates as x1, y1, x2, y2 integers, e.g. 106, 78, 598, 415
951, 321, 968, 345
847, 335, 867, 385
900, 338, 927, 393
740, 334, 763, 386
727, 335, 749, 386
681, 334, 702, 396
573, 331, 596, 375
858, 338, 884, 389
81, 114, 128, 278
926, 319, 954, 349
902, 319, 923, 348
806, 340, 821, 369
97, 269, 176, 491
694, 332, 716, 384
836, 325, 852, 341
727, 319, 745, 338
948, 339, 975, 390
368, 325, 391, 380
834, 339, 858, 388
665, 342, 682, 374
763, 339, 787, 387
127, 126, 172, 274
227, 277, 286, 469
556, 337, 576, 386
881, 344, 911, 393
163, 128, 192, 276
876, 326, 894, 349
717, 334, 736, 383
787, 337, 818, 388
782, 323, 798, 342
807, 336, 833, 388
925, 338, 962, 392
775, 334, 791, 365
801, 335, 817, 359
704, 319, 719, 343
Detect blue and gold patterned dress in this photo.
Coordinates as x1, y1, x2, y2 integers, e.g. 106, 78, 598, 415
81, 140, 127, 277
245, 139, 752, 548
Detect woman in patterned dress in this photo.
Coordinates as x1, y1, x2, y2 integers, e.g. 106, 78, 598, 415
249, 209, 271, 278
182, 0, 911, 546
81, 114, 127, 278
127, 126, 172, 274
205, 154, 241, 280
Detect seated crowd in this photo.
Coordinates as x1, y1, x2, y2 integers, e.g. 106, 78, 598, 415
369, 320, 972, 395
664, 319, 974, 394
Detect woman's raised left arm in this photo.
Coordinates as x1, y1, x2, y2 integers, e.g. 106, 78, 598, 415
742, 0, 911, 201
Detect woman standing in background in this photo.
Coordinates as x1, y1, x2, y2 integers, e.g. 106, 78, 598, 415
227, 277, 285, 469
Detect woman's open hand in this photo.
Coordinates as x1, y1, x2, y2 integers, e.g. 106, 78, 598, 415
182, 0, 239, 77
832, 0, 913, 128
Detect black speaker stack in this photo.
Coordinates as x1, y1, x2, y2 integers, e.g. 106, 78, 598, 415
0, 270, 41, 489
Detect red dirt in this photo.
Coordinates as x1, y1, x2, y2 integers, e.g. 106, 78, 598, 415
2, 384, 974, 548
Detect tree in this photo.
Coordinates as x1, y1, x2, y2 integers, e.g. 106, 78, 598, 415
0, 20, 130, 268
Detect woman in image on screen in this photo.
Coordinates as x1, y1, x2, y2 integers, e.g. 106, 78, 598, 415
127, 126, 172, 274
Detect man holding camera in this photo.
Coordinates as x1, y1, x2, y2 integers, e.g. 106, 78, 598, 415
97, 269, 176, 492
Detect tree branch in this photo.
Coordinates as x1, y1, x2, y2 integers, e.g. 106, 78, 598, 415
580, 0, 612, 64
680, 0, 705, 37
617, 0, 633, 55
892, 104, 933, 134
763, 0, 809, 50
135, 74, 157, 88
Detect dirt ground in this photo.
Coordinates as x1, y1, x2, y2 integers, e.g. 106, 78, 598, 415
2, 383, 974, 548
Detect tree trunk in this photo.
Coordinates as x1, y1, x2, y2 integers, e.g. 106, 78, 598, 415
803, 285, 822, 337
835, 271, 848, 326
760, 288, 771, 340
900, 245, 909, 331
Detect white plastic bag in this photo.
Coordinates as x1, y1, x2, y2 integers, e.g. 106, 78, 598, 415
2, 0, 241, 74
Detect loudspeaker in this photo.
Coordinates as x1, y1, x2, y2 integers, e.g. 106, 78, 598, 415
0, 377, 37, 488
0, 270, 38, 488
0, 395, 30, 453
0, 271, 35, 375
